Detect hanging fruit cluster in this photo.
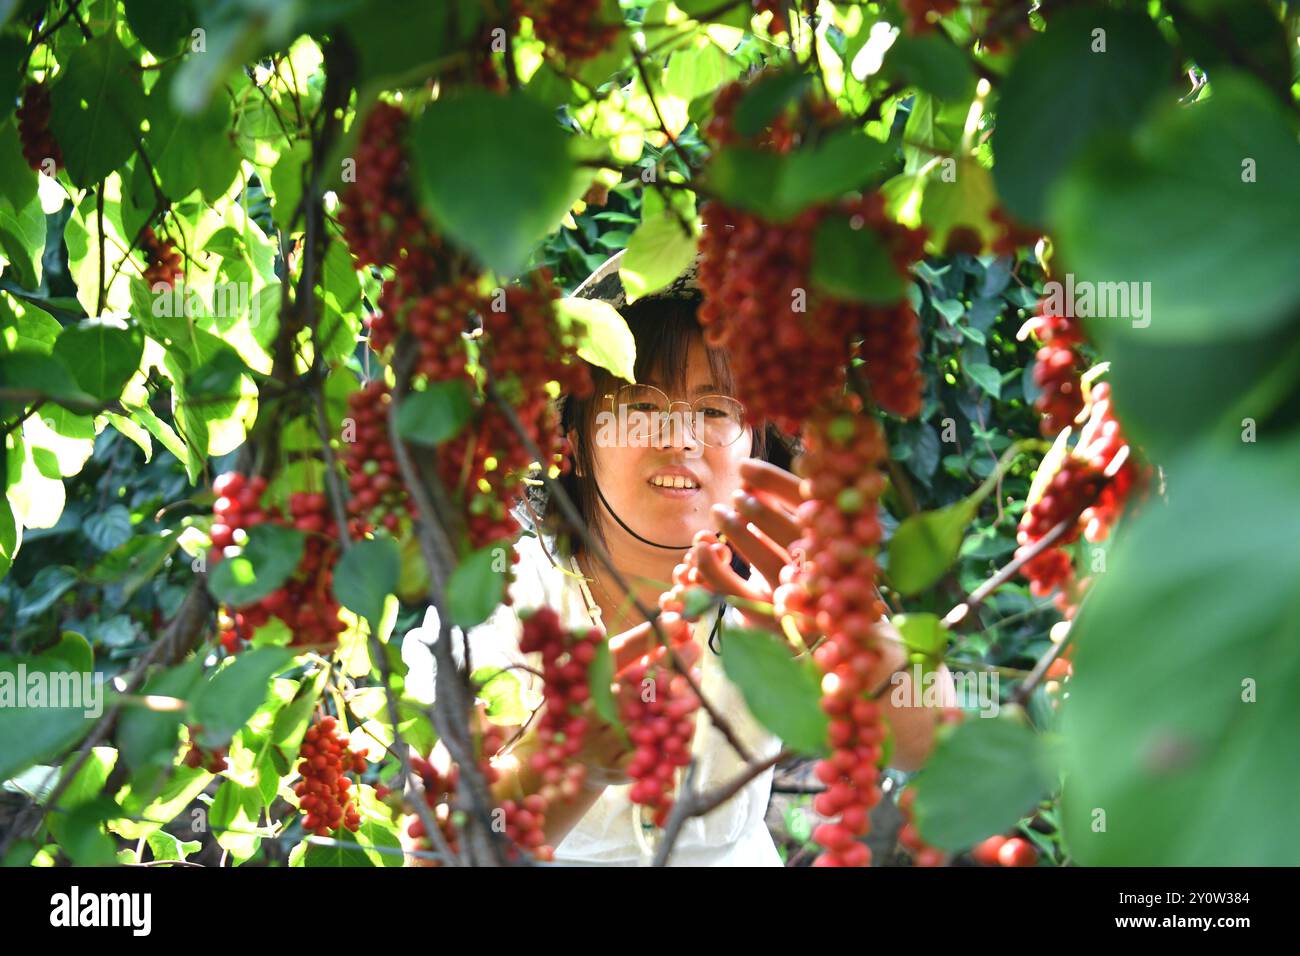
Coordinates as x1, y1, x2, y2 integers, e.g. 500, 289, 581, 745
615, 625, 701, 828
140, 227, 183, 289
16, 84, 63, 172
1020, 307, 1088, 436
342, 103, 588, 571
699, 79, 926, 433
787, 393, 891, 866
294, 716, 366, 836
407, 711, 546, 864
1016, 306, 1150, 617
517, 0, 622, 63
209, 472, 347, 653
342, 380, 417, 538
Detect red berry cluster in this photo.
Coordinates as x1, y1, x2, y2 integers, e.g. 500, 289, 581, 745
785, 394, 891, 867
518, 606, 599, 803
429, 273, 589, 557
704, 74, 841, 155
339, 103, 443, 273
477, 268, 593, 405
700, 81, 925, 431
1074, 382, 1145, 545
1016, 377, 1148, 616
140, 227, 183, 289
342, 380, 417, 538
407, 754, 463, 863
1015, 455, 1102, 608
294, 716, 366, 836
895, 786, 948, 866
181, 724, 228, 774
16, 84, 63, 172
616, 635, 700, 828
519, 0, 622, 62
1020, 307, 1087, 436
208, 472, 347, 653
972, 833, 1039, 867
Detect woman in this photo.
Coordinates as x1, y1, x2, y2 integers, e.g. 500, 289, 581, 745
402, 250, 952, 865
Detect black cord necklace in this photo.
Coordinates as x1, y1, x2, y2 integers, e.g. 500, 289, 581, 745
587, 477, 734, 655
591, 476, 694, 550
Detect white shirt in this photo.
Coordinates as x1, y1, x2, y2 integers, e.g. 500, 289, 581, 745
400, 529, 785, 866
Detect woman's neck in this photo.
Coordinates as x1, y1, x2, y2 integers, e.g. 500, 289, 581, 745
578, 534, 680, 633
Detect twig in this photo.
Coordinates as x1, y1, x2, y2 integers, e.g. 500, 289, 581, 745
651, 749, 790, 865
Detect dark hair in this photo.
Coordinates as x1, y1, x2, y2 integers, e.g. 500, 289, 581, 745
526, 291, 796, 559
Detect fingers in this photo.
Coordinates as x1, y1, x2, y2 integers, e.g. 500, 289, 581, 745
692, 534, 773, 610
608, 620, 654, 673
739, 459, 803, 509
732, 487, 802, 550
711, 502, 789, 586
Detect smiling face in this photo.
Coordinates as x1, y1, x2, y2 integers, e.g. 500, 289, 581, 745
584, 332, 753, 551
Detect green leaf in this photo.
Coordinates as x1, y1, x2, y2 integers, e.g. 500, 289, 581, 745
621, 210, 699, 304
586, 638, 620, 732
124, 0, 197, 57
702, 133, 894, 222
147, 64, 241, 202
1060, 441, 1300, 865
886, 498, 977, 596
48, 34, 150, 187
964, 361, 1002, 398
343, 0, 485, 88
777, 129, 893, 214
883, 33, 976, 102
302, 827, 376, 867
191, 647, 297, 744
409, 90, 579, 278
471, 666, 529, 726
207, 523, 305, 607
0, 649, 98, 781
721, 626, 828, 755
332, 536, 400, 632
912, 712, 1053, 851
446, 543, 507, 629
991, 7, 1173, 223
810, 213, 905, 305
119, 656, 205, 775
1049, 72, 1300, 344
82, 504, 133, 552
731, 69, 810, 138
268, 140, 311, 230
146, 830, 202, 862
893, 613, 950, 660
48, 747, 118, 847
0, 349, 100, 413
554, 297, 637, 383
395, 379, 473, 446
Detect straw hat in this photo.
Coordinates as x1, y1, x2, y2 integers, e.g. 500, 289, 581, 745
570, 246, 703, 308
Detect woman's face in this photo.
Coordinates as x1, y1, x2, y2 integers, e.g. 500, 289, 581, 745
583, 334, 753, 551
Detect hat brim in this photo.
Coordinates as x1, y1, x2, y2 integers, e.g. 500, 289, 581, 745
571, 246, 703, 309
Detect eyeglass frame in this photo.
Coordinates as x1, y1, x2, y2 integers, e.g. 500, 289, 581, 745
600, 383, 749, 448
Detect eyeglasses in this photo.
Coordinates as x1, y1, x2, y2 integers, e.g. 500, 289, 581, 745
604, 383, 747, 448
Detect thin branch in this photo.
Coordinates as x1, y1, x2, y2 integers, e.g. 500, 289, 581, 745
652, 749, 790, 865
